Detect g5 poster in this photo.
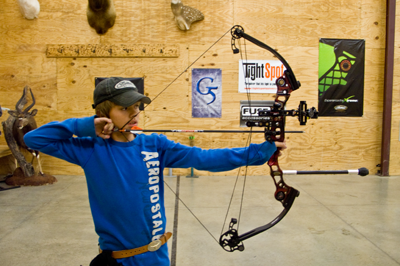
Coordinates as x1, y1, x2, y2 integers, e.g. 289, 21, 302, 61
192, 68, 222, 118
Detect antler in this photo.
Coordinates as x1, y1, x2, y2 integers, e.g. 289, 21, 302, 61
23, 87, 36, 113
14, 86, 28, 113
13, 86, 36, 114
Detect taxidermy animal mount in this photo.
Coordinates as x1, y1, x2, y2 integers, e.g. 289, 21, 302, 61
0, 106, 10, 135
87, 0, 116, 35
171, 0, 204, 31
7, 87, 43, 175
2, 87, 56, 186
17, 0, 40, 19
0, 106, 2, 135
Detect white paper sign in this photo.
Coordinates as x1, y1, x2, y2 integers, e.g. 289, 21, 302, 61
238, 60, 286, 93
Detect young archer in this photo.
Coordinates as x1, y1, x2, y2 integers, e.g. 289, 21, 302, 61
24, 77, 286, 266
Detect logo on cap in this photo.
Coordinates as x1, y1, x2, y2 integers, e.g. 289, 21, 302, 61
115, 80, 136, 90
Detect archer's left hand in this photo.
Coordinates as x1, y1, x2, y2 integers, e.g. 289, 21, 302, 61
275, 140, 287, 150
275, 140, 287, 156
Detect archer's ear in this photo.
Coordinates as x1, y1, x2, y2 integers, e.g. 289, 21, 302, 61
96, 110, 104, 117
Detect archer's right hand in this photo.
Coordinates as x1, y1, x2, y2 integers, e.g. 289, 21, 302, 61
94, 117, 114, 139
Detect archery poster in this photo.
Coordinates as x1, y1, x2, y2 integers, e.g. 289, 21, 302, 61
238, 60, 286, 94
191, 68, 222, 118
239, 100, 275, 127
318, 39, 365, 116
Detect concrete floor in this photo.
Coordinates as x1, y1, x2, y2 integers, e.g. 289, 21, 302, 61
0, 173, 399, 266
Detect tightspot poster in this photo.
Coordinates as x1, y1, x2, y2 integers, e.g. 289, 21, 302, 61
238, 60, 285, 94
192, 68, 222, 118
318, 39, 365, 116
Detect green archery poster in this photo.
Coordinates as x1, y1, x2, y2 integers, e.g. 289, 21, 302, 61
318, 39, 365, 116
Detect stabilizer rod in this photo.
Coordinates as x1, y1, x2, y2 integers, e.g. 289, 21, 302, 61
283, 168, 369, 176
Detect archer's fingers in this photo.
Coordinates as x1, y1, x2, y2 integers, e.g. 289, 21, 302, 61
95, 117, 113, 126
95, 117, 113, 138
99, 122, 115, 139
103, 122, 115, 134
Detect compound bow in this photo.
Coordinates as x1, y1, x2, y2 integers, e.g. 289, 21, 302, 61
218, 25, 318, 252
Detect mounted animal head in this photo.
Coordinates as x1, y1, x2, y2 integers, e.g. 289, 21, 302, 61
87, 0, 116, 35
17, 0, 40, 20
171, 0, 204, 31
8, 88, 38, 150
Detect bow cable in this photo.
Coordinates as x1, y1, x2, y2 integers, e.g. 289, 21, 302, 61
220, 37, 254, 236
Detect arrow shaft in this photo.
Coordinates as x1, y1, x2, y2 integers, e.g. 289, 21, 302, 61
119, 129, 304, 134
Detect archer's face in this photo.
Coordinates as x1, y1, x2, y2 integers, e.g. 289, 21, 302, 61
109, 102, 141, 131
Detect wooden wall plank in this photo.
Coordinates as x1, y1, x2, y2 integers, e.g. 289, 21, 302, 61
46, 44, 180, 58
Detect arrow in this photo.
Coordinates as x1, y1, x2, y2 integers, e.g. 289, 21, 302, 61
115, 128, 304, 134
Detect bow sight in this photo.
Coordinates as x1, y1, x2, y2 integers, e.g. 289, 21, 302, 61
248, 100, 318, 142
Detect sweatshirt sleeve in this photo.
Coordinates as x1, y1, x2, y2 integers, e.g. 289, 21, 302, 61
161, 138, 276, 172
24, 116, 97, 167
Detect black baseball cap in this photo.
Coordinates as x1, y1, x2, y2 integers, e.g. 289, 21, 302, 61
92, 77, 151, 108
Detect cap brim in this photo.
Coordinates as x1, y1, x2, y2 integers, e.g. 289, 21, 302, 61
110, 90, 151, 107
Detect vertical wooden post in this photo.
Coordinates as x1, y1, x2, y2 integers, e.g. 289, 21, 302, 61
381, 0, 396, 176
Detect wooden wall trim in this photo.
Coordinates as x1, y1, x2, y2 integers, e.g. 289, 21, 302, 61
46, 44, 180, 58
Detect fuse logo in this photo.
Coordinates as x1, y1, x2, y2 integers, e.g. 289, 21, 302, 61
241, 106, 272, 116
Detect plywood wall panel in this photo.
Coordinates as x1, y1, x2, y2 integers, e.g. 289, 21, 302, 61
0, 0, 392, 175
233, 0, 364, 48
363, 48, 386, 112
101, 0, 234, 45
1, 7, 98, 45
